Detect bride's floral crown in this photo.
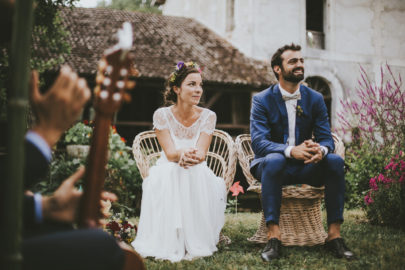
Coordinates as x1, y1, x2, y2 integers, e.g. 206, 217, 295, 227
169, 61, 201, 83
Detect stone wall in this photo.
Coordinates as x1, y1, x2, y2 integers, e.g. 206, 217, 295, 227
163, 0, 405, 132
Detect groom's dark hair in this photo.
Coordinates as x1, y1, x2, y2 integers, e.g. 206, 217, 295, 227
271, 43, 301, 80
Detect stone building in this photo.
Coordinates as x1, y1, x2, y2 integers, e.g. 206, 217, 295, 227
162, 0, 405, 134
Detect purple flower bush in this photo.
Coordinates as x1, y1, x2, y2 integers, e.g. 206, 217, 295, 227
337, 65, 405, 226
338, 64, 404, 149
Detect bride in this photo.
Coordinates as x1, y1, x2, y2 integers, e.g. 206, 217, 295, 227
131, 61, 227, 262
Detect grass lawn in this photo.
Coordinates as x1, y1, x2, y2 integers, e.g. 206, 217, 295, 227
141, 209, 405, 270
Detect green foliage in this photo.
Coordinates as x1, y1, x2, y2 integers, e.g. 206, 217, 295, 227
106, 151, 142, 216
64, 122, 93, 145
106, 128, 142, 216
225, 197, 238, 214
35, 125, 143, 216
364, 151, 405, 229
0, 0, 75, 121
32, 153, 85, 194
98, 0, 162, 14
344, 143, 387, 209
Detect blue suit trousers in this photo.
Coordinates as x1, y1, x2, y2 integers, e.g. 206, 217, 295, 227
254, 153, 345, 225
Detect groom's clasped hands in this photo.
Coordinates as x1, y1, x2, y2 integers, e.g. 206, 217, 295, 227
291, 140, 323, 164
178, 148, 204, 169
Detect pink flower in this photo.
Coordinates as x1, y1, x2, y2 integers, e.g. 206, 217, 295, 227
230, 181, 244, 197
377, 173, 385, 182
369, 177, 378, 191
385, 161, 394, 170
364, 193, 374, 205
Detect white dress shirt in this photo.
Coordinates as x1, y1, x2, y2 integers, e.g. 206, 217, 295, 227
279, 84, 328, 158
279, 85, 299, 158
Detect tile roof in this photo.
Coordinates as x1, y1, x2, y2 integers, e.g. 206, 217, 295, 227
46, 7, 275, 87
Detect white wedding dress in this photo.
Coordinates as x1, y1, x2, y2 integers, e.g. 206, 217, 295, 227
132, 106, 227, 262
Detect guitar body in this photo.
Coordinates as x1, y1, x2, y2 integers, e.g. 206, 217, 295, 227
77, 23, 145, 270
122, 245, 147, 270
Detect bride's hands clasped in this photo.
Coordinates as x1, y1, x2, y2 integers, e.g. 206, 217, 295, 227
178, 148, 205, 169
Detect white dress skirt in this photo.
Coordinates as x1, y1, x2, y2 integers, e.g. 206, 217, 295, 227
131, 107, 227, 262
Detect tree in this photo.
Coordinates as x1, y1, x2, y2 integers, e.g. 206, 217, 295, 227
0, 0, 76, 122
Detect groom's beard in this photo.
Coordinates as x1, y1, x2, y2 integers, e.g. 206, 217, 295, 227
281, 66, 304, 83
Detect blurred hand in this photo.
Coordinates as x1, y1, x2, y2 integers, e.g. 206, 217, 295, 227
42, 167, 118, 225
42, 167, 84, 223
99, 192, 118, 226
30, 66, 91, 147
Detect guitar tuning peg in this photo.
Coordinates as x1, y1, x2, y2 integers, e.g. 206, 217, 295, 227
112, 92, 121, 101
126, 80, 136, 90
103, 78, 111, 87
120, 68, 128, 77
116, 81, 125, 89
100, 90, 109, 99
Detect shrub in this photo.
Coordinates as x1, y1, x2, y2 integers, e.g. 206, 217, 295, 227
337, 64, 405, 211
344, 143, 387, 209
64, 122, 93, 145
364, 151, 405, 229
35, 123, 143, 217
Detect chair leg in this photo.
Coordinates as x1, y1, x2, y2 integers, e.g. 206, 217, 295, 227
247, 211, 268, 244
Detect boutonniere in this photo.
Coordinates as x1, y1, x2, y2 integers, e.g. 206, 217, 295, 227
296, 105, 304, 117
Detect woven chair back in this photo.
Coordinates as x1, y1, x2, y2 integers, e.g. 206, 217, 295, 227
132, 129, 236, 192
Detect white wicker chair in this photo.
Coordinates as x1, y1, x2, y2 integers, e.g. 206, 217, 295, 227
235, 133, 345, 246
132, 129, 237, 243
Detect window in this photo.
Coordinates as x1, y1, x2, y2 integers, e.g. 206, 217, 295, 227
306, 0, 325, 49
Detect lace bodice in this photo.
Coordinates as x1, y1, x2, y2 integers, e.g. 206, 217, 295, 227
153, 106, 216, 147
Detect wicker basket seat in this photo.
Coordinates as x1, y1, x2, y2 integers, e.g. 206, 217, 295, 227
235, 133, 345, 246
132, 129, 237, 244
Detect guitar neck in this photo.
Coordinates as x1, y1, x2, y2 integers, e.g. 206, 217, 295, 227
78, 113, 112, 228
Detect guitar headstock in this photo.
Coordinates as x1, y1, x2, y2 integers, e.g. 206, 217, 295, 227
93, 22, 139, 116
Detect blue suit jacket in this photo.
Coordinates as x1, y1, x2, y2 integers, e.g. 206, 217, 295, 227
250, 84, 334, 171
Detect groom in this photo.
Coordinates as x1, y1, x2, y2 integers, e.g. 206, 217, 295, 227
250, 43, 354, 261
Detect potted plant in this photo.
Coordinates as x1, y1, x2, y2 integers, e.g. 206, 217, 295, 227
64, 122, 93, 158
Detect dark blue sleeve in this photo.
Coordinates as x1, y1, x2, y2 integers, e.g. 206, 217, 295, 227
24, 139, 50, 189
250, 94, 287, 157
312, 95, 335, 152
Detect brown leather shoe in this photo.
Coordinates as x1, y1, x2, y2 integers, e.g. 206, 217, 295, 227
261, 238, 281, 262
325, 238, 355, 260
